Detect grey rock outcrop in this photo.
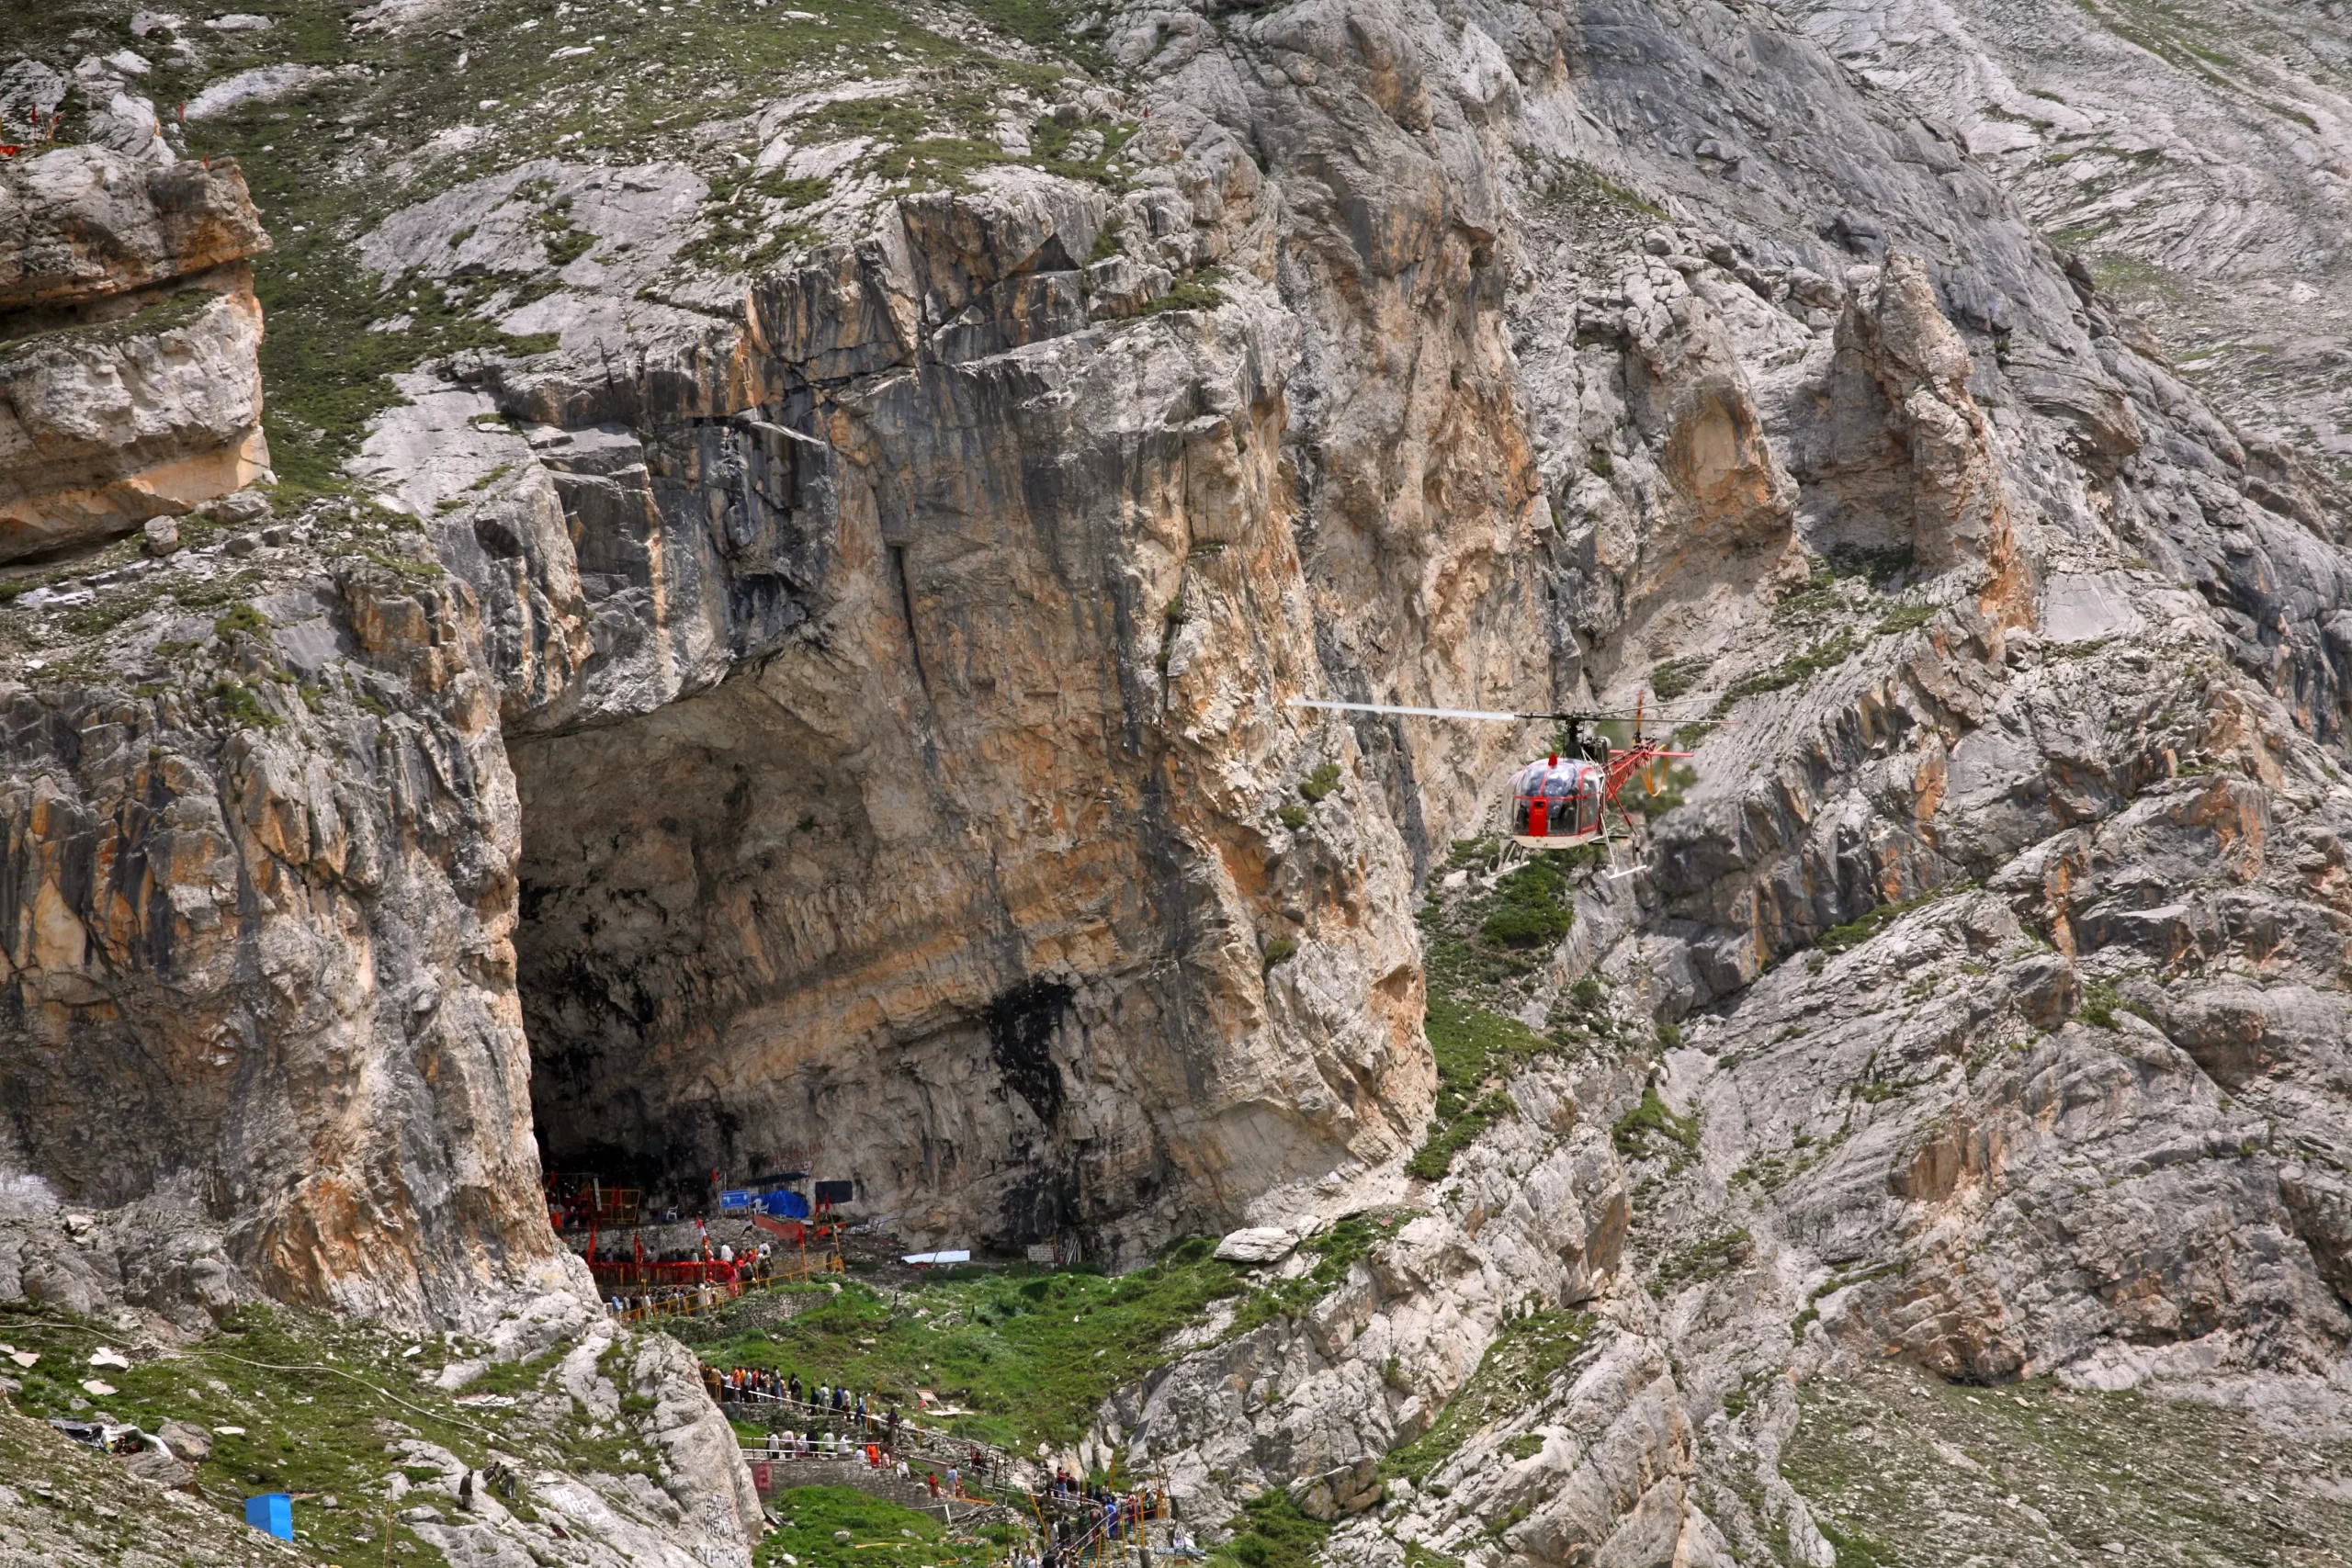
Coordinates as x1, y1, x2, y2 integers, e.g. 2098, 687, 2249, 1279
390, 156, 1457, 1258
0, 146, 272, 559
1785, 0, 2352, 470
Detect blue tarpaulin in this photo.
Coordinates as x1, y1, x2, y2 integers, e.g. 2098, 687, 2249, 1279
758, 1190, 810, 1219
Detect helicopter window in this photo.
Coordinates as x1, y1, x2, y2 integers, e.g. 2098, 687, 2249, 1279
1543, 774, 1573, 798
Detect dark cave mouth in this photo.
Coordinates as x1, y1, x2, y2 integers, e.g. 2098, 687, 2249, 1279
500, 677, 1121, 1248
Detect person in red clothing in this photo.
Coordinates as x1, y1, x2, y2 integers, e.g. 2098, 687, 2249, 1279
926, 1471, 940, 1497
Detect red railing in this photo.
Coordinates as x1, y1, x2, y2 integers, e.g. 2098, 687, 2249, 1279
587, 1258, 744, 1288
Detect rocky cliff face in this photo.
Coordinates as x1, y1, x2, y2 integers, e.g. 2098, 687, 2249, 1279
3, 0, 2352, 1559
0, 146, 274, 560
1784, 0, 2352, 475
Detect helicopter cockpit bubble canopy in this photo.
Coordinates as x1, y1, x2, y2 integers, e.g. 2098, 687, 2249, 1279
1511, 755, 1603, 842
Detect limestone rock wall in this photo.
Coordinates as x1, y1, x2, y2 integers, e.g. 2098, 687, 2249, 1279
1063, 0, 2352, 1560
0, 146, 273, 559
409, 164, 1450, 1257
0, 558, 583, 1327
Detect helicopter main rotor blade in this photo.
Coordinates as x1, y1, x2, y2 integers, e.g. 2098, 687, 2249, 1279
1289, 697, 1679, 724
1287, 698, 1564, 723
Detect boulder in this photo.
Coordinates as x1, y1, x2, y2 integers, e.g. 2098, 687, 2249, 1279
1213, 1228, 1295, 1265
156, 1420, 211, 1463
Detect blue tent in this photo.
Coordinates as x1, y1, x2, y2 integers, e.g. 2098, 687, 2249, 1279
244, 1494, 292, 1540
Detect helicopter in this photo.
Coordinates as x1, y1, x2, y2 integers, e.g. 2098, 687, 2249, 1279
1286, 694, 1694, 851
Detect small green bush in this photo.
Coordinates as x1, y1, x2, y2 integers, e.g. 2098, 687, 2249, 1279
1208, 1491, 1331, 1568
1300, 763, 1342, 803
209, 679, 276, 729
1138, 267, 1228, 317
1647, 655, 1712, 701
1476, 859, 1573, 949
1611, 1083, 1700, 1165
1262, 937, 1298, 971
214, 604, 269, 639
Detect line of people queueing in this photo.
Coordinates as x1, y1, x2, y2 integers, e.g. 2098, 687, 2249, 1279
705, 1359, 1190, 1551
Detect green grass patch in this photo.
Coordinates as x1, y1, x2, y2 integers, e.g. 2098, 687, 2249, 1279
1716, 633, 1859, 713
1646, 655, 1711, 701
1418, 837, 1600, 1007
960, 0, 1112, 71
678, 1247, 1250, 1452
213, 604, 269, 639
756, 1485, 954, 1568
1405, 998, 1555, 1179
1813, 890, 1945, 956
1647, 1228, 1752, 1299
0, 1301, 658, 1563
1137, 267, 1228, 317
1229, 1210, 1419, 1333
1475, 858, 1573, 949
209, 678, 277, 730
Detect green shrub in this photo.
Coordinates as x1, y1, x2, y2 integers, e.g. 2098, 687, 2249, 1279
1300, 762, 1342, 803
1648, 655, 1712, 701
1476, 859, 1573, 948
1611, 1084, 1700, 1166
1405, 999, 1553, 1179
1208, 1491, 1330, 1568
1138, 267, 1228, 316
1717, 634, 1859, 711
1262, 937, 1298, 971
756, 1486, 942, 1568
214, 604, 269, 639
209, 679, 276, 729
1384, 1310, 1593, 1482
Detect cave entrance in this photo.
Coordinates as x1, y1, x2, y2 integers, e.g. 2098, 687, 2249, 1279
509, 674, 871, 1217
506, 671, 1092, 1249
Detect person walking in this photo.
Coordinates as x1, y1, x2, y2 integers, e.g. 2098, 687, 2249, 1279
926, 1470, 941, 1498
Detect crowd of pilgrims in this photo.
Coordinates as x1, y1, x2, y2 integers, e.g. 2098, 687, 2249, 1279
704, 1361, 1199, 1556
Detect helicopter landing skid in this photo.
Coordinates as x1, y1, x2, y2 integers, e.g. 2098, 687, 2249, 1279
1506, 831, 1603, 852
